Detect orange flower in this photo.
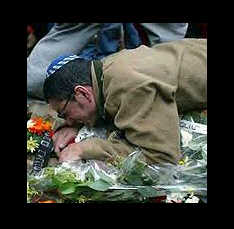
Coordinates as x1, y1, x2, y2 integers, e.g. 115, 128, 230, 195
42, 121, 52, 131
38, 200, 56, 203
28, 117, 53, 135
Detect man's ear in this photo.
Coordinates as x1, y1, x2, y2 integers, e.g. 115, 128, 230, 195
74, 85, 92, 102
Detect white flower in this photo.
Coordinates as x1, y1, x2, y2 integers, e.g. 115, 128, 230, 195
166, 193, 186, 203
185, 196, 200, 203
27, 119, 35, 129
27, 136, 39, 153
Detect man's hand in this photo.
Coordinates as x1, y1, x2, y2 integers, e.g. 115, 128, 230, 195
52, 127, 78, 154
59, 143, 83, 163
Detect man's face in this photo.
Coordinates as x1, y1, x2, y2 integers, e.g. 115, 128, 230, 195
49, 86, 98, 127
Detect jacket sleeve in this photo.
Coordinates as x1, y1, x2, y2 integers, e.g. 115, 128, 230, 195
77, 133, 137, 162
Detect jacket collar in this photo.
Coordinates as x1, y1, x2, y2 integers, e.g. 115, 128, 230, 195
91, 60, 106, 123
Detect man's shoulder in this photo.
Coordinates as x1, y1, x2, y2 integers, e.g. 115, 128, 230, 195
102, 45, 152, 72
101, 49, 127, 70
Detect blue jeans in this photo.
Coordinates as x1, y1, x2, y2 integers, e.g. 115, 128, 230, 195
79, 23, 142, 60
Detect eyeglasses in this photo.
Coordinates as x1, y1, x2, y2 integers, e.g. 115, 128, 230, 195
57, 93, 73, 119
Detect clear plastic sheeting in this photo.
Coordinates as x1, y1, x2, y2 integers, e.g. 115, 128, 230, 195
28, 145, 206, 201
119, 147, 206, 199
75, 126, 108, 143
27, 111, 207, 203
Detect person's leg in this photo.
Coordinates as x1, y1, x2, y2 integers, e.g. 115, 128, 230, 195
123, 23, 142, 49
139, 23, 189, 46
95, 23, 123, 59
27, 23, 102, 100
79, 23, 124, 60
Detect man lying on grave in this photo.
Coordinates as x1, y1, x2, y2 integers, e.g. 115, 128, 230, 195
43, 38, 207, 165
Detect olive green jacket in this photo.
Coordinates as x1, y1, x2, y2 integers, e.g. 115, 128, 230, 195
78, 38, 207, 165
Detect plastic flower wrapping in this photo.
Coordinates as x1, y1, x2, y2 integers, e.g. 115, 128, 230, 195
27, 108, 207, 203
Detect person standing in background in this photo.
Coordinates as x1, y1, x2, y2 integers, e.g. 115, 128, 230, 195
27, 23, 189, 101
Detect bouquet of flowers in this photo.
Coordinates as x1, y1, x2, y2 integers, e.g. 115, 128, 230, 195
27, 109, 207, 203
27, 115, 56, 176
27, 117, 54, 154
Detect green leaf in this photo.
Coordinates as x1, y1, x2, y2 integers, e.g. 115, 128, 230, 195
88, 179, 111, 191
125, 174, 143, 186
94, 169, 115, 184
137, 186, 158, 198
59, 182, 77, 195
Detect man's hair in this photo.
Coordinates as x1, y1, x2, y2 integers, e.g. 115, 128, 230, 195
43, 58, 92, 102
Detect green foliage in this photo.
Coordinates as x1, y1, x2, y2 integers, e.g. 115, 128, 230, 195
88, 179, 111, 191
137, 186, 158, 198
182, 110, 207, 125
59, 182, 78, 195
27, 182, 41, 203
27, 131, 43, 142
117, 153, 154, 186
52, 169, 77, 185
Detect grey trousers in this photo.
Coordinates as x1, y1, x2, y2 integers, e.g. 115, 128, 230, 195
27, 23, 102, 100
27, 23, 188, 101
